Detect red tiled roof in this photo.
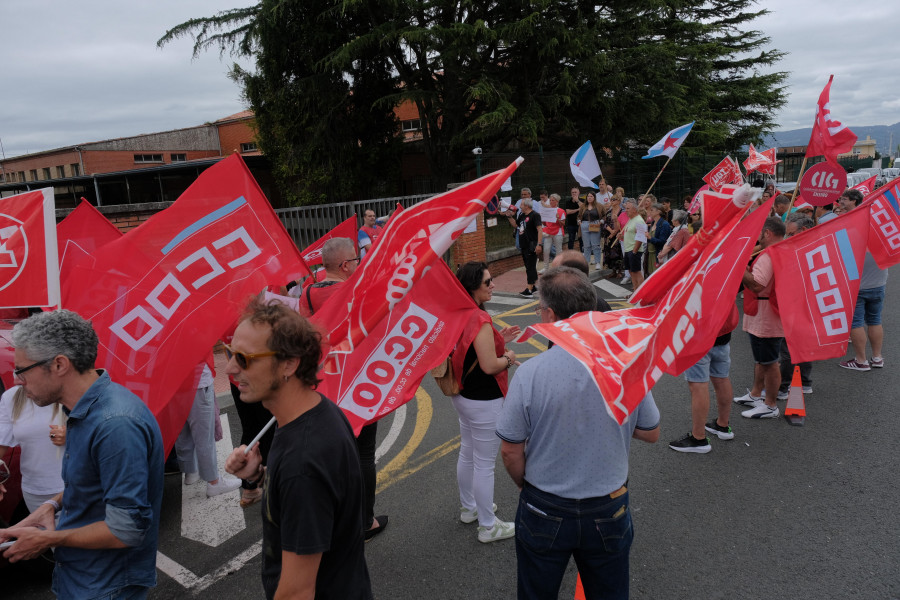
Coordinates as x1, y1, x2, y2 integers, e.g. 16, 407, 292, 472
216, 110, 255, 123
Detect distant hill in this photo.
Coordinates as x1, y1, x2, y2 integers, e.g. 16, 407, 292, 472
763, 122, 900, 155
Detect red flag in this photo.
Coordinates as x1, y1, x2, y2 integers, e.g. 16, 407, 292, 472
0, 188, 59, 308
742, 144, 779, 175
631, 183, 758, 306
862, 175, 900, 269
57, 199, 123, 286
769, 206, 869, 362
521, 195, 773, 424
61, 154, 306, 451
703, 157, 742, 191
852, 175, 878, 197
806, 75, 857, 164
756, 148, 781, 176
312, 159, 522, 354
300, 215, 358, 267
316, 261, 480, 433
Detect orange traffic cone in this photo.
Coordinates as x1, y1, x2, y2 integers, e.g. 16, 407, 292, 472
784, 365, 806, 426
574, 574, 586, 600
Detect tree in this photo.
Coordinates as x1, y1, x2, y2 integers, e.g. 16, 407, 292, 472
160, 0, 786, 203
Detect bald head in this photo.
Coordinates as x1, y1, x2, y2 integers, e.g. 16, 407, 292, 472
551, 250, 590, 276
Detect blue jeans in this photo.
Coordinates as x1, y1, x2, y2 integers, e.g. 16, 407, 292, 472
515, 483, 632, 600
852, 286, 885, 327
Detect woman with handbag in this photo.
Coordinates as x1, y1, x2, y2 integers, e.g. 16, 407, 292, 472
450, 262, 520, 543
579, 192, 605, 268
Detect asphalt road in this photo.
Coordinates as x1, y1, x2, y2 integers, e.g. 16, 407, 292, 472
5, 276, 900, 599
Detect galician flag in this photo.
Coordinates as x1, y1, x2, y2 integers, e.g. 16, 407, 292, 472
642, 122, 695, 159
569, 141, 603, 188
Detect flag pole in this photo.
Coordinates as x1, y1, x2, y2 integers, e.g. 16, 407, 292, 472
786, 154, 811, 215
643, 156, 673, 198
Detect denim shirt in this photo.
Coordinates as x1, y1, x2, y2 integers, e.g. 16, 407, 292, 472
53, 372, 164, 599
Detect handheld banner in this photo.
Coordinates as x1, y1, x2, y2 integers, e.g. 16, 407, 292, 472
862, 176, 900, 269
0, 188, 59, 308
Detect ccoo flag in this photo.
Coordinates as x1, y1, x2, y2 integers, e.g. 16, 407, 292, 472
642, 122, 694, 159
569, 141, 603, 188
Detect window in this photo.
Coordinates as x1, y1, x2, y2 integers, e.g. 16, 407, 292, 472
18, 171, 25, 182
57, 166, 66, 178
134, 154, 164, 163
240, 142, 258, 153
70, 163, 81, 176
401, 119, 422, 132
30, 169, 38, 181
170, 153, 187, 162
42, 167, 52, 179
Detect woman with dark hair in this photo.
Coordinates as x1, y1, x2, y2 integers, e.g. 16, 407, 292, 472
579, 192, 604, 267
451, 262, 520, 543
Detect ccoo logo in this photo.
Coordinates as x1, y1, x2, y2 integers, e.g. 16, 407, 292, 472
0, 213, 28, 292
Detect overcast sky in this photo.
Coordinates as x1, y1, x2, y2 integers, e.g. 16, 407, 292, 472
1, 0, 898, 159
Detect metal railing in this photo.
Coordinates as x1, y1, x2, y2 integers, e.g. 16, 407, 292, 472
275, 193, 433, 249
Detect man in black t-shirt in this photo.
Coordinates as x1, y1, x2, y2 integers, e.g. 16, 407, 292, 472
565, 187, 583, 250
225, 299, 372, 600
506, 197, 542, 297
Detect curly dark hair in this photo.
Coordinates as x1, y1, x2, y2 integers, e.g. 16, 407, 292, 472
242, 297, 322, 389
456, 261, 489, 299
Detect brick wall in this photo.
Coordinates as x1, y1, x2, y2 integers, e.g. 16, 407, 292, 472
487, 254, 523, 277
83, 150, 219, 175
449, 213, 486, 269
57, 202, 171, 233
218, 120, 258, 156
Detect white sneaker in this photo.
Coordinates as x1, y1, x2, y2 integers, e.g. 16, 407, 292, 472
619, 276, 630, 285
741, 403, 780, 419
207, 475, 241, 497
477, 519, 515, 543
733, 389, 762, 406
183, 472, 200, 486
460, 503, 498, 524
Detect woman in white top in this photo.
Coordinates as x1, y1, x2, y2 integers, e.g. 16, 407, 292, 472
0, 386, 65, 513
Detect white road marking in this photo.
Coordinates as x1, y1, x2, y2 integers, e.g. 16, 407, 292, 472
180, 414, 247, 547
374, 404, 406, 464
157, 540, 263, 594
594, 279, 632, 298
485, 295, 530, 306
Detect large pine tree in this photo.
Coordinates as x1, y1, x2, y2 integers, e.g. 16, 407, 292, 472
160, 0, 786, 204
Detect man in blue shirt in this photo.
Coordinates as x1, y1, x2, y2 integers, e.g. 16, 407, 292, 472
1, 310, 163, 600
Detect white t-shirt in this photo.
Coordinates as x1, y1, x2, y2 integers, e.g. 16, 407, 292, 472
0, 386, 65, 495
597, 191, 613, 205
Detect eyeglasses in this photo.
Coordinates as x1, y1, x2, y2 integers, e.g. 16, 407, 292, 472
482, 278, 493, 287
342, 256, 362, 266
223, 344, 278, 369
13, 358, 52, 379
0, 459, 9, 485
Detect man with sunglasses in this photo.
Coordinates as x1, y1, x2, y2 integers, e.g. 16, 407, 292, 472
224, 299, 372, 599
1, 310, 163, 600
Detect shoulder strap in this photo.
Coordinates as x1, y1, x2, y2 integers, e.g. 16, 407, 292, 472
306, 280, 339, 313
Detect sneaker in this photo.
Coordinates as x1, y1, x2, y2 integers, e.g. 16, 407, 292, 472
802, 386, 813, 394
619, 276, 630, 285
741, 403, 780, 419
477, 519, 515, 543
839, 359, 870, 371
207, 475, 242, 497
705, 420, 735, 440
733, 389, 762, 406
183, 472, 200, 486
668, 433, 711, 453
519, 288, 534, 298
460, 503, 498, 524
870, 357, 884, 368
767, 389, 790, 400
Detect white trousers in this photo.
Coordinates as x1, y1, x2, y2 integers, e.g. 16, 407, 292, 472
450, 395, 503, 527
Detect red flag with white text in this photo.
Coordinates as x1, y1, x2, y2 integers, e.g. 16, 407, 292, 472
300, 215, 358, 267
861, 176, 900, 269
57, 199, 123, 287
631, 184, 759, 306
61, 154, 307, 451
703, 157, 742, 191
0, 188, 59, 308
852, 175, 878, 197
756, 148, 780, 176
807, 75, 857, 164
521, 195, 772, 424
769, 206, 869, 362
316, 261, 480, 433
312, 159, 522, 355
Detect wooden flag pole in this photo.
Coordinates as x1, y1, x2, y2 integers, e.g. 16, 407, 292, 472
643, 155, 673, 198
785, 154, 811, 215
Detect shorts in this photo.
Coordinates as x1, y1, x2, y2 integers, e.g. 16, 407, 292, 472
624, 251, 643, 273
685, 343, 731, 382
852, 286, 885, 328
748, 333, 783, 365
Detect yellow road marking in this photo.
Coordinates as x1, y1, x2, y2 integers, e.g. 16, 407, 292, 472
376, 387, 432, 494
376, 436, 462, 495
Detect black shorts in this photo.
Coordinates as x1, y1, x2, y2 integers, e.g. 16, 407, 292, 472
624, 251, 643, 273
748, 333, 783, 365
